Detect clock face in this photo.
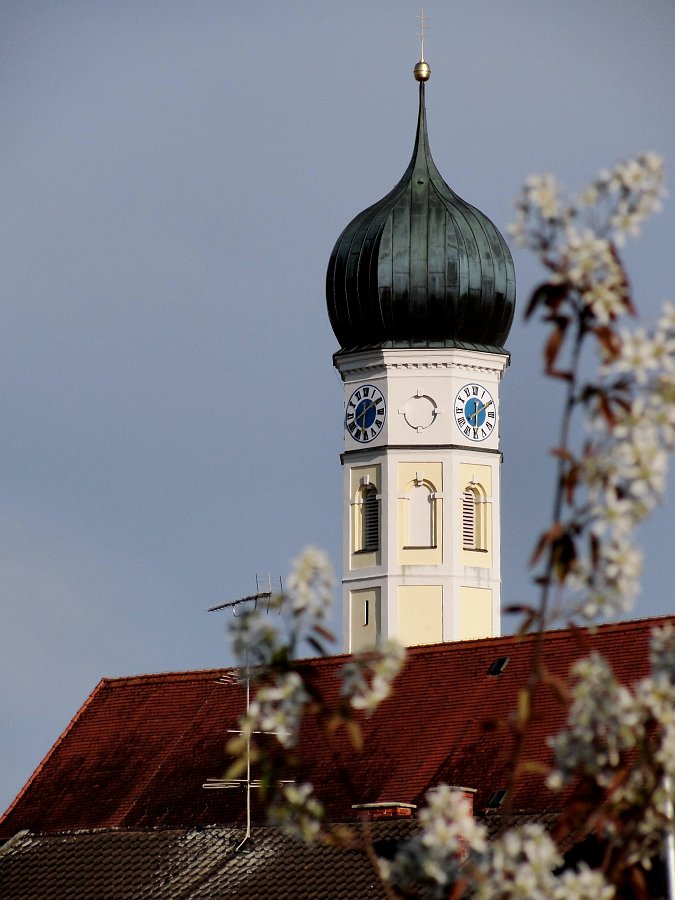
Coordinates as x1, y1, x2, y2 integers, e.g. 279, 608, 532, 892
345, 384, 386, 443
454, 383, 496, 442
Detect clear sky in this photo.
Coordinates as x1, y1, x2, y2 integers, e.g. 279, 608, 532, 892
2, 1, 674, 814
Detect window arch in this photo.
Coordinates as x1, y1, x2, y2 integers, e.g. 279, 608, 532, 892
405, 479, 437, 549
462, 483, 487, 551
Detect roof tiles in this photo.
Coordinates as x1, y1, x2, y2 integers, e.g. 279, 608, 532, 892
0, 825, 416, 900
2, 615, 672, 840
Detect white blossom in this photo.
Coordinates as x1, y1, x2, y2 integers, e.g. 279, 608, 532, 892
525, 173, 564, 220
656, 299, 675, 334
475, 825, 562, 898
245, 671, 310, 748
229, 602, 282, 669
383, 785, 486, 897
547, 653, 642, 788
609, 328, 657, 381
341, 639, 406, 714
553, 864, 615, 899
269, 782, 324, 843
651, 622, 675, 680
557, 226, 627, 323
285, 546, 333, 620
228, 547, 335, 669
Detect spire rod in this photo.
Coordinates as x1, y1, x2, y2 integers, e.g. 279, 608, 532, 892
413, 10, 431, 82
417, 8, 428, 61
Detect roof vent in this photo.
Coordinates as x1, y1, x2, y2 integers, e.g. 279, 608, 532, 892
488, 656, 509, 676
487, 789, 507, 808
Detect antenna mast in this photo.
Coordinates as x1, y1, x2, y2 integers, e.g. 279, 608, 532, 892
205, 575, 288, 851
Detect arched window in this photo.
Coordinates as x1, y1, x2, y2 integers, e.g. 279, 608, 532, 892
351, 475, 380, 556
462, 488, 477, 549
462, 484, 487, 551
406, 480, 436, 548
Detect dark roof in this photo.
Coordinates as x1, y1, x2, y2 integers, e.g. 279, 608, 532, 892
2, 616, 672, 840
326, 80, 516, 353
0, 816, 563, 900
0, 824, 416, 900
0, 814, 569, 900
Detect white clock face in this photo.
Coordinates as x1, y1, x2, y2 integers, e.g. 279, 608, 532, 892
454, 383, 496, 442
345, 384, 386, 443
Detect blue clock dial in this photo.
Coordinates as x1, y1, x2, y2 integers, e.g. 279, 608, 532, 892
465, 397, 487, 428
454, 383, 496, 442
346, 385, 386, 443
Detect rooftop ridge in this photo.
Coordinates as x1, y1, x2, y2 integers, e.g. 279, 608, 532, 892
96, 613, 675, 686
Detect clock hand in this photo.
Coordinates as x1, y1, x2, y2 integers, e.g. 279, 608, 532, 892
471, 402, 479, 433
364, 399, 374, 429
474, 398, 494, 417
367, 399, 376, 432
472, 397, 491, 427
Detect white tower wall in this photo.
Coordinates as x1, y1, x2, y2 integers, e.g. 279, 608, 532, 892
337, 348, 508, 652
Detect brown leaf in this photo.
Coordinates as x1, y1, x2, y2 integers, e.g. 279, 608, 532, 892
312, 624, 336, 642
563, 462, 581, 505
551, 531, 577, 581
590, 532, 600, 570
547, 367, 574, 382
594, 324, 622, 360
539, 665, 570, 704
521, 760, 551, 776
598, 390, 616, 427
326, 713, 343, 736
627, 863, 649, 899
543, 316, 570, 375
505, 606, 539, 634
346, 718, 363, 752
517, 688, 531, 727
530, 523, 564, 567
503, 603, 536, 616
325, 824, 357, 848
609, 243, 635, 317
306, 637, 327, 657
524, 282, 569, 320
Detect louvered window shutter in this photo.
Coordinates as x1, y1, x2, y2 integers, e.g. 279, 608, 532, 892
462, 489, 476, 550
363, 489, 379, 551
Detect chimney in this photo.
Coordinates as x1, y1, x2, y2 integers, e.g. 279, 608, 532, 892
447, 786, 477, 817
352, 802, 417, 820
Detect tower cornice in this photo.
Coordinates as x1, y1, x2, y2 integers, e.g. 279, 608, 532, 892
334, 347, 510, 380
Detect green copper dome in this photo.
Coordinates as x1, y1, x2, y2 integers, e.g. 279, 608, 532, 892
326, 79, 515, 353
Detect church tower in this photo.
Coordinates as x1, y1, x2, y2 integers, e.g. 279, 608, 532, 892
326, 56, 515, 652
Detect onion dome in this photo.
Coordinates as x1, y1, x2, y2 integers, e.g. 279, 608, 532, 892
326, 62, 515, 354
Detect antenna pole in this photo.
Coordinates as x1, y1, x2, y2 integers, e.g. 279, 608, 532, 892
235, 645, 252, 852
208, 575, 282, 850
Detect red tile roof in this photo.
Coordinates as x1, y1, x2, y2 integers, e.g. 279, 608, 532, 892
2, 616, 672, 840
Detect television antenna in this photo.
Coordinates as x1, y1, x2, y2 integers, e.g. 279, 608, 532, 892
205, 575, 290, 850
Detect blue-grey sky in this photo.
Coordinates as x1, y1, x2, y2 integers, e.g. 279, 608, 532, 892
2, 1, 674, 814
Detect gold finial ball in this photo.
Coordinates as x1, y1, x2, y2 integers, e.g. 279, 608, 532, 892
413, 60, 431, 82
